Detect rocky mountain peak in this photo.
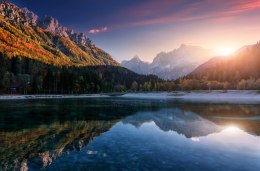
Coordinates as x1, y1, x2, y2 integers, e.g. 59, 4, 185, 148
0, 1, 94, 47
39, 16, 74, 37
132, 55, 142, 61
122, 56, 148, 65
122, 45, 215, 80
0, 1, 39, 25
22, 7, 39, 25
38, 16, 93, 46
121, 56, 150, 75
70, 32, 93, 46
0, 1, 119, 66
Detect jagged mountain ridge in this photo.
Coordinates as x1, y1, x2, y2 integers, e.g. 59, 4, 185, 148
38, 16, 93, 46
122, 44, 214, 80
0, 1, 119, 66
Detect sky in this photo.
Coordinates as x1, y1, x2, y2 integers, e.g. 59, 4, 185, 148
9, 0, 260, 62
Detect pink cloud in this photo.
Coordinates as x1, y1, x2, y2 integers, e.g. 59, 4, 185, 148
89, 26, 108, 34
112, 0, 260, 28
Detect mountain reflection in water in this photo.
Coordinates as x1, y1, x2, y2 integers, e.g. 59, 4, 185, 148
123, 108, 223, 138
0, 98, 259, 171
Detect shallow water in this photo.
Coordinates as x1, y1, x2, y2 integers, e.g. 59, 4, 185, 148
0, 98, 260, 171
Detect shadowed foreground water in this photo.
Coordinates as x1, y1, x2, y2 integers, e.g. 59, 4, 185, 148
0, 98, 260, 171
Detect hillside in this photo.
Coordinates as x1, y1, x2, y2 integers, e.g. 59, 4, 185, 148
122, 44, 214, 80
0, 1, 119, 66
190, 43, 260, 85
0, 1, 163, 94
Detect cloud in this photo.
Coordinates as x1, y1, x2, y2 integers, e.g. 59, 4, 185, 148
112, 0, 260, 28
89, 26, 108, 34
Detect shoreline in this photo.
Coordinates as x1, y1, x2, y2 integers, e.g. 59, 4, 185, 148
122, 90, 260, 104
0, 94, 110, 100
0, 90, 259, 104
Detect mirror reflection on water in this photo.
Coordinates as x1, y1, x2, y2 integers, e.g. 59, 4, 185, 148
0, 98, 260, 171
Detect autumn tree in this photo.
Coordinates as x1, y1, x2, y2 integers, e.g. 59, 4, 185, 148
131, 81, 138, 92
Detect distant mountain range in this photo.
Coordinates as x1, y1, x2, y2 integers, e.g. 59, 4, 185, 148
122, 44, 214, 80
0, 1, 119, 66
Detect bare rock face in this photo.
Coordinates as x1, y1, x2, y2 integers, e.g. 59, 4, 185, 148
0, 1, 94, 47
0, 0, 119, 66
22, 8, 39, 25
0, 1, 39, 25
122, 45, 215, 80
38, 16, 73, 37
38, 16, 93, 46
70, 32, 93, 46
121, 56, 150, 75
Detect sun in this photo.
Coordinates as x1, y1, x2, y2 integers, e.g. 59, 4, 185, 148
223, 125, 240, 134
215, 46, 236, 56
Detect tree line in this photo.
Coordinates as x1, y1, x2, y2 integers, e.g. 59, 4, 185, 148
1, 54, 260, 95
0, 53, 161, 94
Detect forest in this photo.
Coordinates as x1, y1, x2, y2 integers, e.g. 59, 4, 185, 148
1, 53, 260, 95
0, 53, 161, 94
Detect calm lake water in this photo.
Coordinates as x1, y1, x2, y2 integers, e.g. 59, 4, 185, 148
0, 98, 260, 171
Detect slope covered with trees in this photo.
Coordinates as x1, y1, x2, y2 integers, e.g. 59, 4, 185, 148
140, 42, 260, 91
0, 54, 160, 94
186, 43, 260, 90
0, 53, 161, 94
0, 1, 119, 67
0, 1, 163, 94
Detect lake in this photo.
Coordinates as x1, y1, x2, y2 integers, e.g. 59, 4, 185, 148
0, 98, 260, 171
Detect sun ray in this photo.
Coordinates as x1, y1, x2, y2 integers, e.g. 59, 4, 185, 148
215, 45, 236, 56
